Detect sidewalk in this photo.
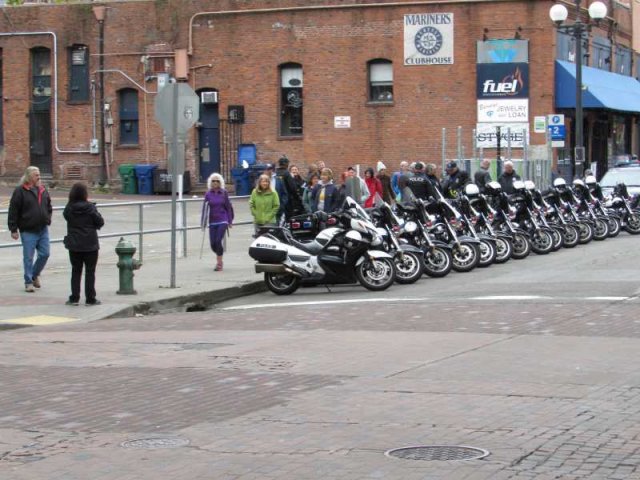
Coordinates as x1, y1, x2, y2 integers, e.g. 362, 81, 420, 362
0, 219, 263, 328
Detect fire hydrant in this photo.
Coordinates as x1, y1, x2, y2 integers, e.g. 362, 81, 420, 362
115, 237, 142, 295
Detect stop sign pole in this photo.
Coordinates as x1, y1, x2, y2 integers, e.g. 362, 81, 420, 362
154, 82, 199, 288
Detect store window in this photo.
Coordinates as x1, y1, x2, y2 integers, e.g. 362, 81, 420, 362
368, 59, 393, 103
69, 45, 89, 102
279, 63, 303, 137
118, 88, 139, 145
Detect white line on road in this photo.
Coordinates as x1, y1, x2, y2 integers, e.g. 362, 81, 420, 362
222, 297, 422, 310
584, 297, 629, 301
471, 295, 550, 300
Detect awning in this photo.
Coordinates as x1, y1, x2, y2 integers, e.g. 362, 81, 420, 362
555, 60, 640, 113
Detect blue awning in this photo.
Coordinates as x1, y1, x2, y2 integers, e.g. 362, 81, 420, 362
555, 60, 640, 113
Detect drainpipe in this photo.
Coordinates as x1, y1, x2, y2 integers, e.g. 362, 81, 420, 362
0, 31, 91, 154
94, 5, 107, 184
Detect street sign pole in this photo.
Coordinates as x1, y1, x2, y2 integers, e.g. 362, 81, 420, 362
170, 83, 179, 288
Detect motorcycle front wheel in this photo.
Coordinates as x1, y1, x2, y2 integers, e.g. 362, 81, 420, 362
393, 251, 425, 285
550, 227, 564, 251
451, 242, 480, 272
592, 218, 609, 241
264, 272, 301, 295
577, 222, 594, 244
562, 224, 580, 248
423, 246, 453, 278
606, 216, 621, 238
511, 232, 531, 260
624, 213, 640, 234
530, 230, 554, 255
494, 237, 513, 264
356, 257, 396, 291
477, 239, 497, 268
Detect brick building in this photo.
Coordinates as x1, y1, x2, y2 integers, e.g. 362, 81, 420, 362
0, 0, 637, 188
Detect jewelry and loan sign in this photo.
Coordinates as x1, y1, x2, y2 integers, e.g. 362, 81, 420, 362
404, 13, 454, 65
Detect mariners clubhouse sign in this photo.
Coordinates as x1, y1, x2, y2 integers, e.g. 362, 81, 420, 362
404, 13, 454, 66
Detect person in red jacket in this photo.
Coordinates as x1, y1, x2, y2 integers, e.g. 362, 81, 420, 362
364, 167, 383, 208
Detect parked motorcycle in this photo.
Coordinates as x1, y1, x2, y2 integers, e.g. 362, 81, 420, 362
571, 179, 609, 241
249, 197, 395, 295
584, 176, 621, 238
549, 178, 594, 244
509, 181, 554, 255
604, 183, 640, 235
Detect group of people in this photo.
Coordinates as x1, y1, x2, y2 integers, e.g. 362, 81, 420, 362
8, 166, 104, 305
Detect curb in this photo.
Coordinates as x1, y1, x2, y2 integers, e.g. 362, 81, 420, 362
103, 281, 266, 319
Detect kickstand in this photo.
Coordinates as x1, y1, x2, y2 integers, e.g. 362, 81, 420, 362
323, 284, 333, 293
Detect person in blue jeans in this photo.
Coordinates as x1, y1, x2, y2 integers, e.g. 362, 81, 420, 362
7, 166, 52, 292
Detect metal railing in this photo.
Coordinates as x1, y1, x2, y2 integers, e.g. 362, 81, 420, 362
0, 195, 251, 262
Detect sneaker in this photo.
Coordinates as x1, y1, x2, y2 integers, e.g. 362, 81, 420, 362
32, 277, 41, 288
85, 299, 102, 306
25, 284, 36, 293
65, 299, 80, 306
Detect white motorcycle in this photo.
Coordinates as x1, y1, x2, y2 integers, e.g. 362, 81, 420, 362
249, 197, 396, 295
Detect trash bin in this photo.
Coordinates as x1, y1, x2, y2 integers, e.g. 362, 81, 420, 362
134, 165, 158, 195
152, 169, 192, 194
237, 143, 257, 167
118, 164, 137, 194
231, 167, 251, 196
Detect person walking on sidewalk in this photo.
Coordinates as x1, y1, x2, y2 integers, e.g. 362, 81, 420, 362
249, 174, 279, 235
63, 183, 104, 306
202, 173, 234, 271
7, 166, 52, 293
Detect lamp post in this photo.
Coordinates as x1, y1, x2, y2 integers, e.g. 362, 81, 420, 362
93, 5, 107, 186
550, 1, 607, 178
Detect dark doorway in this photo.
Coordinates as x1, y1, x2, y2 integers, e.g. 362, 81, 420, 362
592, 119, 609, 180
197, 89, 220, 182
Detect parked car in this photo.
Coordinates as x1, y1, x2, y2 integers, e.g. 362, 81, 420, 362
600, 167, 640, 197
611, 154, 640, 168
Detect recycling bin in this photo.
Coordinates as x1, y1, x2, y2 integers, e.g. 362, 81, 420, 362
231, 167, 251, 195
134, 165, 158, 195
118, 164, 137, 194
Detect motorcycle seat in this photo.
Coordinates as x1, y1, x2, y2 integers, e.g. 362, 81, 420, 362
288, 236, 324, 255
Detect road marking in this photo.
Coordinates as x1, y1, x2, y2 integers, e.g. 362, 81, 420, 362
222, 297, 421, 311
471, 295, 550, 300
0, 315, 77, 326
584, 296, 629, 301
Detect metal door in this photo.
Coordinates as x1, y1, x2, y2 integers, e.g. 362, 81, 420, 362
29, 110, 52, 175
197, 98, 220, 182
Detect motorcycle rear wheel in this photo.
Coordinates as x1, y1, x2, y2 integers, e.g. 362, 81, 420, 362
493, 237, 512, 264
356, 257, 396, 291
530, 230, 554, 255
510, 233, 531, 260
264, 272, 301, 295
451, 242, 480, 272
423, 247, 453, 278
393, 251, 425, 285
624, 213, 640, 234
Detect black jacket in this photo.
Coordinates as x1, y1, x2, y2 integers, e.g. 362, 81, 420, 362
8, 184, 52, 233
474, 168, 492, 193
63, 201, 104, 252
275, 167, 303, 215
407, 173, 438, 201
441, 170, 471, 198
497, 171, 522, 195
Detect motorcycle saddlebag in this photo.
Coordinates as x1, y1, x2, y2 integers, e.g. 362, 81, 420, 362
249, 237, 288, 263
289, 213, 319, 237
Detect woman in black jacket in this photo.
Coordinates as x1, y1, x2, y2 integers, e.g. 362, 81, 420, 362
63, 183, 105, 306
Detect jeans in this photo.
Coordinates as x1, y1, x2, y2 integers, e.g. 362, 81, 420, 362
69, 250, 99, 303
20, 227, 50, 286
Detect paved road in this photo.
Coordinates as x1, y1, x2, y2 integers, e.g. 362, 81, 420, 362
1, 229, 639, 479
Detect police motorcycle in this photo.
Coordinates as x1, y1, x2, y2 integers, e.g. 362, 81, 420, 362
508, 180, 555, 255
422, 188, 482, 272
483, 181, 532, 260
583, 176, 621, 237
394, 199, 453, 278
365, 198, 425, 285
570, 179, 609, 241
548, 178, 594, 244
533, 187, 581, 249
464, 184, 514, 264
249, 197, 396, 295
603, 182, 640, 235
523, 181, 565, 251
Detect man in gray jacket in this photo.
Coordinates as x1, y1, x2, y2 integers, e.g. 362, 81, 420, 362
474, 159, 492, 193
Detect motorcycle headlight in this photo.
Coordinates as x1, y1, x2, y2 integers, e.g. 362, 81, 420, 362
372, 235, 383, 246
404, 221, 418, 233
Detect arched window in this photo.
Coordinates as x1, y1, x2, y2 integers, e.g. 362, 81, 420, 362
279, 63, 303, 136
118, 88, 139, 145
68, 44, 89, 102
368, 59, 393, 103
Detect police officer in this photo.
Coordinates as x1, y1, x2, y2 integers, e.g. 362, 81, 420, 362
406, 162, 438, 201
441, 161, 471, 199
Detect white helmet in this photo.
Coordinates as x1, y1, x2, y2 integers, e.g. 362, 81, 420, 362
465, 184, 480, 196
585, 175, 597, 186
553, 178, 566, 188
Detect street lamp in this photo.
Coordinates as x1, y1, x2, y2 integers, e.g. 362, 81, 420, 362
550, 1, 607, 178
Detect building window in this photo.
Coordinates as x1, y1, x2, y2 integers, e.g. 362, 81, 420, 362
368, 59, 393, 103
615, 46, 632, 76
279, 63, 303, 137
31, 47, 51, 112
591, 36, 611, 70
118, 88, 139, 145
68, 45, 89, 102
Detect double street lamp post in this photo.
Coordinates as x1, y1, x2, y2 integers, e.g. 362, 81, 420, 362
549, 0, 607, 178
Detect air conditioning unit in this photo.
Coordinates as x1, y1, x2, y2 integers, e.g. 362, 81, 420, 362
201, 91, 219, 104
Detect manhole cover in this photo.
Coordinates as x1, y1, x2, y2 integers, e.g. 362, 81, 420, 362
121, 437, 190, 449
385, 445, 489, 461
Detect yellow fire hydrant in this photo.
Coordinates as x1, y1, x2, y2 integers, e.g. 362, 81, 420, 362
115, 237, 142, 295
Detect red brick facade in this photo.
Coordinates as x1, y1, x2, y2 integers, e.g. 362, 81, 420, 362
0, 0, 634, 186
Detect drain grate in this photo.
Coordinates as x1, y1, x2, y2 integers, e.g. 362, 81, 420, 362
121, 437, 190, 449
385, 445, 489, 461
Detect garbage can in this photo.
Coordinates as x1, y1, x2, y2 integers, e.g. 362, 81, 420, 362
118, 164, 137, 194
134, 165, 158, 195
153, 169, 192, 194
248, 164, 268, 189
231, 167, 251, 196
237, 143, 257, 167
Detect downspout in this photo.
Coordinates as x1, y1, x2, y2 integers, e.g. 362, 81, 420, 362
95, 5, 107, 184
188, 0, 513, 55
0, 31, 91, 153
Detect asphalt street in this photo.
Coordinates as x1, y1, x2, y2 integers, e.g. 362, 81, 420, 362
1, 209, 639, 479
